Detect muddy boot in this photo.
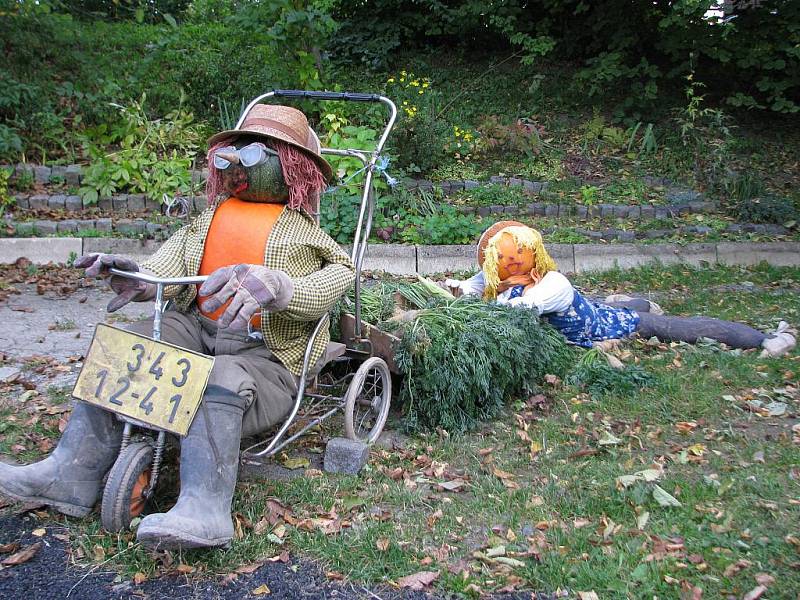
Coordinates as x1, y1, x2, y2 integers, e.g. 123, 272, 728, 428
136, 385, 245, 550
0, 402, 122, 517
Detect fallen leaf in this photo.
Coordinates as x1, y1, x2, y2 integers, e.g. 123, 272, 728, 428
765, 402, 787, 417
754, 573, 775, 586
376, 538, 390, 552
742, 585, 767, 600
577, 592, 600, 600
492, 467, 515, 480
437, 479, 466, 492
175, 564, 195, 574
598, 430, 622, 446
675, 421, 698, 434
133, 572, 147, 585
281, 455, 310, 470
636, 511, 650, 530
0, 542, 20, 554
653, 485, 682, 507
427, 509, 443, 529
397, 570, 439, 590
1, 542, 42, 566
252, 584, 271, 595
267, 551, 290, 563
236, 561, 266, 575
31, 528, 46, 537
687, 443, 706, 457
573, 518, 592, 529
723, 558, 752, 577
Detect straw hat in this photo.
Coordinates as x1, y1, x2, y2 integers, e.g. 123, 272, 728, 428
476, 220, 526, 267
208, 104, 333, 182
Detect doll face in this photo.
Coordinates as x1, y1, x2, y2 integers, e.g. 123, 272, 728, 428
496, 232, 535, 280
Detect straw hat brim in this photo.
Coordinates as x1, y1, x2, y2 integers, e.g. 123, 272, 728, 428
208, 125, 333, 182
476, 220, 526, 268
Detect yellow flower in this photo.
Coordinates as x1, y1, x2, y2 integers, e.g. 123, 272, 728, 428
387, 77, 395, 83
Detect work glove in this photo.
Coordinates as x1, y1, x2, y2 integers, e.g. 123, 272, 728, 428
74, 253, 154, 312
198, 264, 294, 331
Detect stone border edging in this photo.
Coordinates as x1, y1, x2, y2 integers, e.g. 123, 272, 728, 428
6, 163, 716, 222
2, 238, 797, 275
13, 191, 718, 223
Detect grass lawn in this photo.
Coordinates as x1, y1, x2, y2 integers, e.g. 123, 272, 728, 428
1, 263, 798, 598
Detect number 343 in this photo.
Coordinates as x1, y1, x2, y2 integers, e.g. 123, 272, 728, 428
93, 344, 194, 424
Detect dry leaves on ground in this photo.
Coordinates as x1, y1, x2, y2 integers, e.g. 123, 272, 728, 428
397, 570, 439, 591
1, 542, 42, 566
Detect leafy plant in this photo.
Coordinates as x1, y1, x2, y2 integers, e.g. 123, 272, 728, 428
566, 348, 655, 400
474, 115, 540, 159
580, 110, 627, 153
626, 122, 658, 157
79, 93, 202, 204
580, 185, 599, 206
671, 75, 735, 191
0, 167, 15, 216
727, 194, 799, 225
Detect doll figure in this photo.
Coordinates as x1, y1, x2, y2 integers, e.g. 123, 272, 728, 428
0, 105, 354, 550
446, 221, 796, 357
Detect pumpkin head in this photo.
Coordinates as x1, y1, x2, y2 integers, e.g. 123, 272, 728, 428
479, 223, 557, 299
205, 105, 330, 215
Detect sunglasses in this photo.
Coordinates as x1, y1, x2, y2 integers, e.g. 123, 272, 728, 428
213, 142, 279, 170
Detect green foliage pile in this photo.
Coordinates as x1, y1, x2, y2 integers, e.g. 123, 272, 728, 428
390, 298, 573, 433
566, 348, 655, 400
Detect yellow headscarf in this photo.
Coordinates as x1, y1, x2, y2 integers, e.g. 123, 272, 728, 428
482, 225, 558, 299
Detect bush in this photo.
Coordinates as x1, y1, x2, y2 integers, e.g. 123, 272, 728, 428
728, 194, 799, 225
79, 94, 203, 203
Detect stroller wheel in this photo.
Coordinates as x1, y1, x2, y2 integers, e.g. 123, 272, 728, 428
344, 357, 391, 443
101, 441, 154, 533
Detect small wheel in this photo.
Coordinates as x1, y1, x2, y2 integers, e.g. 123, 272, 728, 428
344, 357, 391, 443
101, 441, 154, 533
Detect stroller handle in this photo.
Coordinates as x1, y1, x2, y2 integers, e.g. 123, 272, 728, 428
272, 89, 383, 103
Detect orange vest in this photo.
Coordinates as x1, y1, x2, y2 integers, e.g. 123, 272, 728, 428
197, 198, 285, 328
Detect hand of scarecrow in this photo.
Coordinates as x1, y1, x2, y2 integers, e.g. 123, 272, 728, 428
199, 264, 294, 331
74, 253, 155, 312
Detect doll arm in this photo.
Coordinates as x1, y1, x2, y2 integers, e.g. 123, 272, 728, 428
278, 233, 356, 322
501, 271, 575, 314
444, 271, 486, 296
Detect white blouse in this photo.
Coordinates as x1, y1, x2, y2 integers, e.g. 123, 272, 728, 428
447, 270, 574, 315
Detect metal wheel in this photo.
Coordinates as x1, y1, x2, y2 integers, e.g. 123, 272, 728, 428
101, 440, 154, 533
343, 356, 391, 443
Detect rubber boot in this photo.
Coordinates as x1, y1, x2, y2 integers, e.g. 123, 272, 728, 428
136, 385, 245, 550
0, 401, 122, 516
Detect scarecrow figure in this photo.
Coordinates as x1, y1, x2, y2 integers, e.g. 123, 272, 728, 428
446, 221, 796, 356
0, 105, 354, 549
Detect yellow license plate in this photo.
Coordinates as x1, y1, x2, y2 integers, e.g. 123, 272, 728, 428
72, 324, 214, 436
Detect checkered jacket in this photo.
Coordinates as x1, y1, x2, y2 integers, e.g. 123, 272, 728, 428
141, 205, 355, 376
